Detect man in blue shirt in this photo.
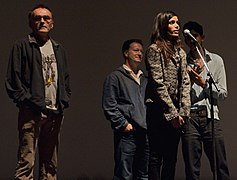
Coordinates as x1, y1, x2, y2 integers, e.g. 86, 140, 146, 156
181, 21, 230, 180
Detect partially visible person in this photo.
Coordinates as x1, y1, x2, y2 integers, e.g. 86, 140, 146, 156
145, 11, 190, 180
5, 4, 71, 179
102, 39, 149, 179
181, 21, 230, 180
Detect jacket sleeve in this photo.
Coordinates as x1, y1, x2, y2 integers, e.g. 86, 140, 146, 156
5, 42, 31, 104
146, 45, 179, 121
62, 48, 71, 109
102, 74, 128, 130
179, 49, 191, 117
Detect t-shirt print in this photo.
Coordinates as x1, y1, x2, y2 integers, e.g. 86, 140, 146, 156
42, 54, 57, 87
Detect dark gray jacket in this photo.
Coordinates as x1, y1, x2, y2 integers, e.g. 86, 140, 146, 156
102, 66, 147, 130
5, 33, 71, 114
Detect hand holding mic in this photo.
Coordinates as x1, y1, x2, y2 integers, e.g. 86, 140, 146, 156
183, 29, 198, 42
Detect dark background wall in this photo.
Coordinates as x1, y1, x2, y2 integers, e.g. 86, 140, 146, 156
0, 0, 236, 179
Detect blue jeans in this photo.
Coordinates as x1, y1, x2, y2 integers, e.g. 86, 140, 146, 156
182, 117, 230, 180
113, 129, 149, 180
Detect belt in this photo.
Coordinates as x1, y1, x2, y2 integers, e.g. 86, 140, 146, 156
190, 105, 207, 117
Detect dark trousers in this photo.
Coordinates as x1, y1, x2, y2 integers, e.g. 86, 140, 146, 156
182, 116, 230, 180
113, 129, 149, 180
15, 106, 63, 180
147, 104, 181, 180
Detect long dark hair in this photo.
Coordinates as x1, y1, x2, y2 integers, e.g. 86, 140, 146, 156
150, 11, 181, 62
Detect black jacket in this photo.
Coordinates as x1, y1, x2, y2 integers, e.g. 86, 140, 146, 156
5, 34, 71, 114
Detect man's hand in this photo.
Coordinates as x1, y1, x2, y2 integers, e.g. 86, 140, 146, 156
171, 116, 184, 128
194, 58, 204, 74
124, 123, 134, 132
188, 68, 207, 88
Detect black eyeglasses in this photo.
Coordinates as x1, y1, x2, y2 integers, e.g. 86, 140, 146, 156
33, 15, 52, 22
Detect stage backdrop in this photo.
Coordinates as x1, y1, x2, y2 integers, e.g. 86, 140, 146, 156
0, 0, 236, 179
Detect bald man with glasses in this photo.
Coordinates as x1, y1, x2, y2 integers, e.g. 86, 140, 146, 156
5, 4, 71, 179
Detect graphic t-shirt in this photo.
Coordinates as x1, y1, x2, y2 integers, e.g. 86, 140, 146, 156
40, 39, 58, 110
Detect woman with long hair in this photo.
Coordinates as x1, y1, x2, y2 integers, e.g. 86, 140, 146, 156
145, 11, 190, 180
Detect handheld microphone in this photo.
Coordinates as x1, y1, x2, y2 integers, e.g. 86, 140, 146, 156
183, 29, 198, 42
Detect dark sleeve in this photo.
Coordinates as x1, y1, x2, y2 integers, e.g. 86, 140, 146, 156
63, 48, 71, 107
102, 74, 128, 130
5, 41, 31, 104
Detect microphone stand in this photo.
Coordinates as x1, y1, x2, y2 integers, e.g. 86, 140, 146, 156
195, 43, 219, 180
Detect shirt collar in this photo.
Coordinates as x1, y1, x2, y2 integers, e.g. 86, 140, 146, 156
28, 33, 59, 47
187, 48, 212, 63
122, 64, 143, 77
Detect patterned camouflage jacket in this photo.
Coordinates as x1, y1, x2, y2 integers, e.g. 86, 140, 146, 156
145, 43, 190, 121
